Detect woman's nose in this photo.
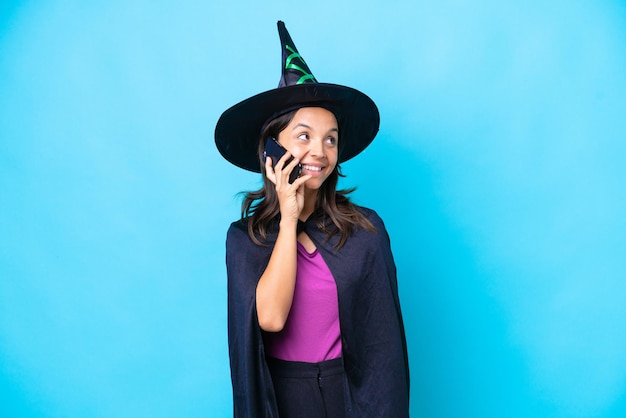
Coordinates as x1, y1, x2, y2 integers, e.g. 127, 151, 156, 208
309, 138, 325, 157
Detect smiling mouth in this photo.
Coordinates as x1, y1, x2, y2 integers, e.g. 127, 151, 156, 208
302, 164, 323, 172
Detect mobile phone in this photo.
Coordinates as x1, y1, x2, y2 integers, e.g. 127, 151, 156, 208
263, 137, 302, 184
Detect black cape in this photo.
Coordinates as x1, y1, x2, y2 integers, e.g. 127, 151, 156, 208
226, 207, 409, 417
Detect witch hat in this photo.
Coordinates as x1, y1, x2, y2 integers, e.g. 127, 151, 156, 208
215, 21, 379, 173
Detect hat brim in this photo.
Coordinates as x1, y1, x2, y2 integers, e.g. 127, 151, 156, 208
215, 83, 379, 173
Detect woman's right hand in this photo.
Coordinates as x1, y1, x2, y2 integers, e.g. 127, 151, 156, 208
265, 152, 311, 223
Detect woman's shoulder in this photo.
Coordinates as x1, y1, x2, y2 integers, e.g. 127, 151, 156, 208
226, 218, 247, 237
227, 217, 278, 248
226, 218, 255, 246
353, 205, 386, 228
228, 217, 247, 231
354, 204, 376, 217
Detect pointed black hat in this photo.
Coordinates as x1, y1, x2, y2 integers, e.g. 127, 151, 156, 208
215, 21, 379, 172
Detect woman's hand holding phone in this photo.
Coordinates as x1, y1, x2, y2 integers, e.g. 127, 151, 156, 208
264, 140, 311, 222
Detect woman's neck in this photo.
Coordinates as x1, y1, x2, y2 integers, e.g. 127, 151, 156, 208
299, 188, 318, 221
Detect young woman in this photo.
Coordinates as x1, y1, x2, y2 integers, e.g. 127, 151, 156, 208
215, 21, 409, 417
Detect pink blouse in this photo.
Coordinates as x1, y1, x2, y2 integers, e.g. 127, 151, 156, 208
263, 242, 342, 363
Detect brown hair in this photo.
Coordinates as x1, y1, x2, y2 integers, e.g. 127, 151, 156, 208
240, 109, 374, 248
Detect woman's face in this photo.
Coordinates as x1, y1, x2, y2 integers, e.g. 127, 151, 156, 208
277, 107, 339, 191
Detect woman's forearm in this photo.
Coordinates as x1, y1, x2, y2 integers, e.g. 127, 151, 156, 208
255, 219, 298, 332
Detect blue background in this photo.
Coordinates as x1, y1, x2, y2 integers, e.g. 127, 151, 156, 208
1, 1, 625, 417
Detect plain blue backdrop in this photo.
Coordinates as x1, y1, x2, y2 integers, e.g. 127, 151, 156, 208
1, 0, 625, 417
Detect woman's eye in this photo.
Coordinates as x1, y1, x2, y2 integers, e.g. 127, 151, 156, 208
327, 136, 337, 145
297, 133, 308, 140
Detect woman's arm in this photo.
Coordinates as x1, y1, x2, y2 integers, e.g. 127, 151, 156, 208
255, 152, 310, 332
255, 218, 298, 332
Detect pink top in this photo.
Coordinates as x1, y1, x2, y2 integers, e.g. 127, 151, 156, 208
263, 242, 343, 363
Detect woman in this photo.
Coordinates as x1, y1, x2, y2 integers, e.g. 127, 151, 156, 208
215, 21, 409, 417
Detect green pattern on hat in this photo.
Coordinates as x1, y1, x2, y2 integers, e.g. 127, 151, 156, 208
277, 21, 318, 87
285, 45, 317, 85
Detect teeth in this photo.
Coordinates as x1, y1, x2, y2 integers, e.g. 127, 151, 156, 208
303, 165, 322, 172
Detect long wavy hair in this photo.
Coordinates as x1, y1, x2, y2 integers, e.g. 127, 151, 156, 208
240, 109, 375, 248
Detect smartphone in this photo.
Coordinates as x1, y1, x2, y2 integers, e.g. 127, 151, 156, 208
263, 137, 302, 184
